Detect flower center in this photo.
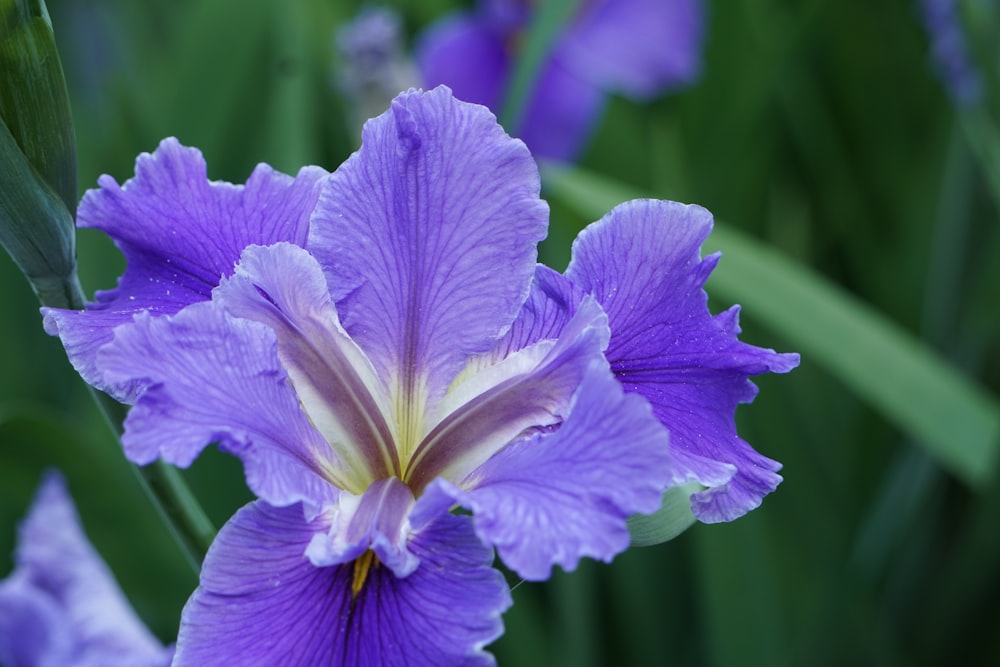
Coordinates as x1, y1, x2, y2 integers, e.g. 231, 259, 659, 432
351, 550, 378, 599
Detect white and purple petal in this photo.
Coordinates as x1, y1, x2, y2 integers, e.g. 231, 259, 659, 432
309, 86, 548, 448
406, 295, 610, 492
175, 501, 510, 666
305, 477, 418, 579
42, 138, 326, 399
0, 472, 172, 667
215, 243, 398, 487
97, 303, 339, 509
416, 359, 672, 581
565, 199, 799, 522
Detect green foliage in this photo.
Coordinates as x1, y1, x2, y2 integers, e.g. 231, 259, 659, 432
0, 0, 80, 306
543, 163, 1000, 488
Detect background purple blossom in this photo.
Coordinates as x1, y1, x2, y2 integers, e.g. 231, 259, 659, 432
417, 0, 704, 160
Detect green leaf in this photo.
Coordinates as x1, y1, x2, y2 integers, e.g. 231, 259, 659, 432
542, 164, 1000, 487
0, 116, 81, 307
498, 0, 580, 135
0, 0, 77, 213
0, 0, 81, 307
628, 482, 702, 547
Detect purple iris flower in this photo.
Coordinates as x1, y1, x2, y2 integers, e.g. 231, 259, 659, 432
417, 0, 704, 160
920, 0, 982, 105
43, 87, 796, 663
0, 471, 173, 667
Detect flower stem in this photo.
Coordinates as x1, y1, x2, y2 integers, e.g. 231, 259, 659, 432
42, 271, 215, 573
958, 106, 1000, 215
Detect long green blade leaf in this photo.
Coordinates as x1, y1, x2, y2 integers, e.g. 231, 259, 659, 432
542, 164, 1000, 487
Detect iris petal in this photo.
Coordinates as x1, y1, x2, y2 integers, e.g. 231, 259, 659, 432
414, 360, 672, 581
42, 138, 326, 401
216, 243, 398, 488
176, 502, 510, 666
310, 86, 548, 457
98, 302, 340, 510
405, 296, 609, 491
565, 199, 799, 521
0, 472, 172, 667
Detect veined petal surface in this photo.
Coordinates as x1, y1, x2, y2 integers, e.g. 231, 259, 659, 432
416, 361, 672, 581
216, 243, 398, 489
405, 296, 611, 492
97, 303, 338, 510
310, 86, 548, 454
565, 199, 799, 522
42, 138, 326, 399
175, 502, 510, 666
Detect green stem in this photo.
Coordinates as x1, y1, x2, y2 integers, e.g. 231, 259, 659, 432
958, 105, 1000, 215
43, 269, 215, 573
498, 0, 581, 136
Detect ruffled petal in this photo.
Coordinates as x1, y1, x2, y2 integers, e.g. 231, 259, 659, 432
559, 0, 704, 98
0, 472, 172, 667
416, 359, 672, 581
42, 138, 326, 399
488, 264, 586, 362
309, 87, 548, 446
416, 14, 508, 111
97, 302, 338, 509
175, 501, 510, 666
564, 199, 799, 522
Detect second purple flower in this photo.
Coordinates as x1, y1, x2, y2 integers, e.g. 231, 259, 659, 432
417, 0, 705, 161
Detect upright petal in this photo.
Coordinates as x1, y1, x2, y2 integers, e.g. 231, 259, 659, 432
310, 87, 548, 454
42, 138, 326, 398
97, 302, 339, 508
565, 200, 799, 522
0, 472, 172, 667
416, 360, 672, 581
175, 502, 510, 666
559, 0, 704, 98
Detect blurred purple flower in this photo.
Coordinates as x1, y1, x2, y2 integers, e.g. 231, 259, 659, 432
0, 472, 173, 667
920, 0, 982, 105
335, 7, 421, 137
44, 87, 795, 663
417, 0, 704, 160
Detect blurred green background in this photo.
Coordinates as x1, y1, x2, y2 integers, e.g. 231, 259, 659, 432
2, 0, 999, 665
